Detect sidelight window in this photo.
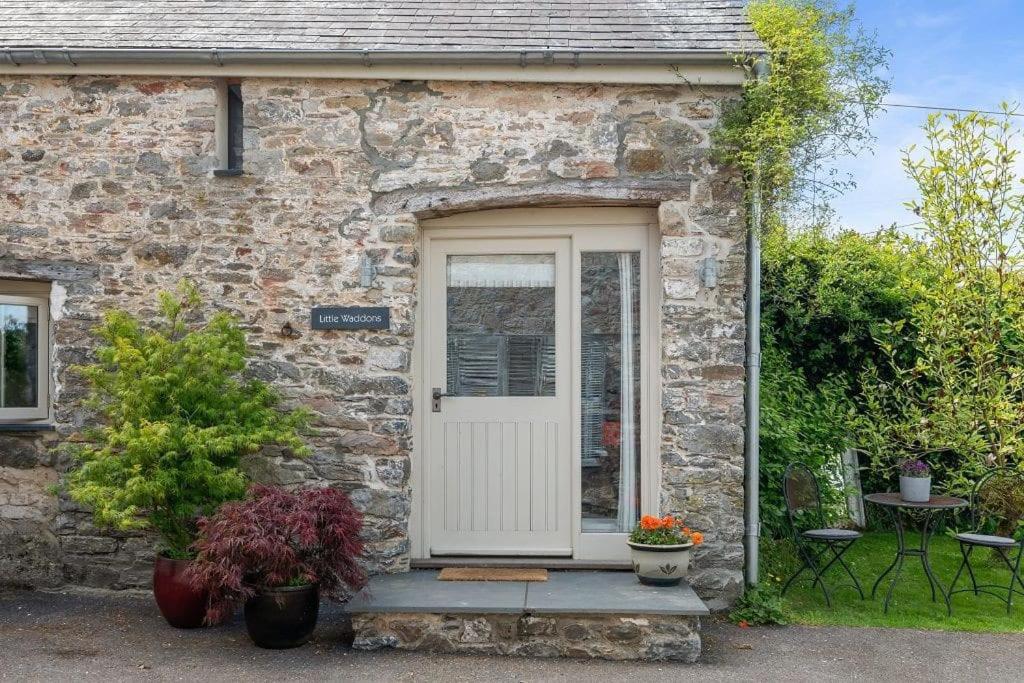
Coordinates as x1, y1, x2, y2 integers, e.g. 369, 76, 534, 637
580, 252, 641, 533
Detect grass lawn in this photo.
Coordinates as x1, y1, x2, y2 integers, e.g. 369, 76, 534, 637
770, 532, 1024, 633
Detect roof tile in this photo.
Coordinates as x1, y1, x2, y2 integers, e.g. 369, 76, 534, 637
0, 1, 760, 52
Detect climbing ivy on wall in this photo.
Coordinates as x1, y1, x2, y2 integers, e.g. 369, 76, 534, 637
714, 0, 889, 224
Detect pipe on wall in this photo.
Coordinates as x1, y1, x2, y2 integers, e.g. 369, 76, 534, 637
743, 56, 770, 587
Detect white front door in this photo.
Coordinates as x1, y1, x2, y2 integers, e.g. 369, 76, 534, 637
426, 237, 573, 555
419, 208, 658, 561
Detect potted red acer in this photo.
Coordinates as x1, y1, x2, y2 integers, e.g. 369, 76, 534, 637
187, 484, 367, 649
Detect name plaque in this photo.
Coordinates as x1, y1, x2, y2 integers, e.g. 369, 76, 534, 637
311, 306, 390, 330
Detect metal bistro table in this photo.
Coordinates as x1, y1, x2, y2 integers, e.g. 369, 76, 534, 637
864, 492, 968, 613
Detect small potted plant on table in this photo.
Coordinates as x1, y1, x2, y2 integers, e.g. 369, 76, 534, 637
63, 282, 308, 629
627, 515, 703, 586
187, 484, 367, 649
899, 458, 931, 502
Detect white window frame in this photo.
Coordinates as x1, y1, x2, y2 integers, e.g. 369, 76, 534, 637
0, 286, 51, 422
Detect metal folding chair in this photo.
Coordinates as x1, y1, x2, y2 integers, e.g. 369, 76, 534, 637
948, 467, 1024, 615
780, 463, 865, 606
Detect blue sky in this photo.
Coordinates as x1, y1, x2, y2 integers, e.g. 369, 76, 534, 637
831, 0, 1024, 233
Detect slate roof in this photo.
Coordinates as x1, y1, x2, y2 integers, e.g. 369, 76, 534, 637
0, 1, 761, 53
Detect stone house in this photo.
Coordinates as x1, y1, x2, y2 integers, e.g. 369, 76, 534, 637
0, 2, 761, 608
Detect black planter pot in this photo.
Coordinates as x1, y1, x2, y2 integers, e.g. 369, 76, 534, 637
244, 584, 320, 649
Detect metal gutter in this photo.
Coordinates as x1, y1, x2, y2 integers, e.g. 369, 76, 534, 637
0, 46, 762, 68
743, 56, 769, 587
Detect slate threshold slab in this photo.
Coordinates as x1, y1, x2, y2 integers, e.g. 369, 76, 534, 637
345, 569, 709, 616
345, 570, 707, 662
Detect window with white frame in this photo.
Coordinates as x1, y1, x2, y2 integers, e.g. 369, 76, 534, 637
0, 280, 50, 421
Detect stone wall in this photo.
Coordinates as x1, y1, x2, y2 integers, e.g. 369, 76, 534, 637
351, 612, 702, 662
658, 196, 747, 604
0, 75, 745, 600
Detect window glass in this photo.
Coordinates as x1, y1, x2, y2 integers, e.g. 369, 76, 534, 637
580, 252, 641, 533
227, 84, 244, 170
445, 254, 556, 397
1, 304, 39, 408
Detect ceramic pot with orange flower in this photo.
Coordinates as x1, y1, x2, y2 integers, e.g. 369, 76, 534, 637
627, 541, 693, 586
627, 514, 703, 586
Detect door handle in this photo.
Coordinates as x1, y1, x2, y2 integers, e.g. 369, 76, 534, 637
431, 388, 451, 413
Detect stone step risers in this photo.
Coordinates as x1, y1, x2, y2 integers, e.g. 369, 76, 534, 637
346, 570, 708, 662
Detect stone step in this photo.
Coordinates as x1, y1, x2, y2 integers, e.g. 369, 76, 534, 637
346, 570, 707, 662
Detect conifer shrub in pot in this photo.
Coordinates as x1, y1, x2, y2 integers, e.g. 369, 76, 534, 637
187, 484, 367, 649
627, 515, 704, 586
61, 282, 309, 628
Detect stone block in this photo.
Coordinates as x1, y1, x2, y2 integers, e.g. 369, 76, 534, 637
0, 466, 58, 523
351, 611, 702, 662
0, 519, 62, 588
60, 535, 119, 555
0, 435, 51, 468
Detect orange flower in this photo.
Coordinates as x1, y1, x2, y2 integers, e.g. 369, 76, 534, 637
690, 531, 704, 546
640, 515, 661, 531
661, 515, 676, 528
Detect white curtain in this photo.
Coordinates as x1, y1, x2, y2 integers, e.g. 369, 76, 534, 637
617, 253, 638, 532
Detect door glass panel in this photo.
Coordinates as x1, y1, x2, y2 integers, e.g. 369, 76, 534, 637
580, 252, 641, 533
1, 304, 39, 408
446, 254, 556, 397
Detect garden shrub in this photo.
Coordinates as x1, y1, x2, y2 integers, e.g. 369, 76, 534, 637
758, 228, 929, 537
729, 2, 1024, 555
857, 108, 1024, 511
713, 0, 895, 541
759, 341, 851, 538
761, 227, 930, 389
187, 484, 367, 624
63, 282, 309, 558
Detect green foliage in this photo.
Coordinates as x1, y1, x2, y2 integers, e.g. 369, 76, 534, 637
762, 227, 931, 387
63, 282, 310, 557
858, 108, 1024, 503
714, 0, 889, 221
730, 582, 788, 626
2, 311, 32, 403
759, 341, 852, 537
759, 228, 930, 537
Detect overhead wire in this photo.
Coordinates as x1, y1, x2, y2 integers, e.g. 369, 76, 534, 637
844, 99, 1024, 118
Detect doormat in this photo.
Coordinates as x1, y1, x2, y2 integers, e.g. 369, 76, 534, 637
437, 567, 549, 582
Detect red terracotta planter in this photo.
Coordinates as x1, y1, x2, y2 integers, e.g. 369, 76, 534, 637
152, 555, 208, 629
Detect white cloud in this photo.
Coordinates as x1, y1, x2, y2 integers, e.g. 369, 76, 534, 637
903, 11, 960, 29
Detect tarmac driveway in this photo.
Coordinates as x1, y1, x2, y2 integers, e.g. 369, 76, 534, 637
1, 588, 1021, 682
